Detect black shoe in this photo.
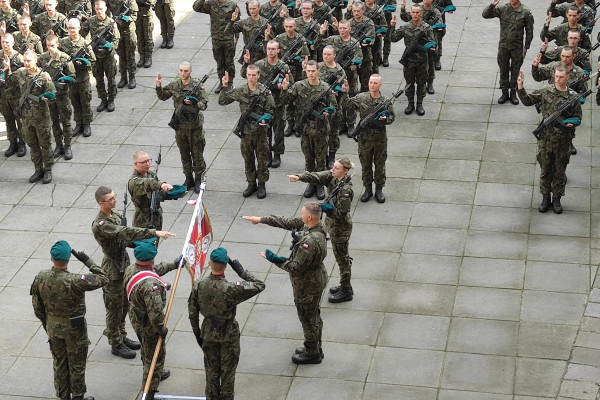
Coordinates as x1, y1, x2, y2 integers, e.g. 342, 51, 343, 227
123, 337, 141, 350
137, 56, 145, 68
42, 170, 52, 184
144, 56, 152, 68
83, 125, 92, 137
303, 184, 317, 198
498, 89, 509, 104
53, 143, 64, 159
83, 396, 95, 400
328, 287, 353, 303
257, 182, 266, 199
329, 285, 354, 295
160, 369, 171, 381
509, 89, 519, 105
316, 185, 325, 200
117, 75, 128, 88
111, 343, 136, 359
214, 82, 223, 94
243, 182, 258, 197
294, 128, 301, 137
195, 177, 202, 194
552, 196, 563, 214
166, 37, 174, 49
327, 152, 335, 169
17, 141, 26, 157
426, 81, 435, 94
382, 55, 389, 67
416, 103, 425, 116
184, 174, 194, 190
361, 185, 373, 202
64, 145, 73, 160
435, 59, 441, 70
292, 350, 322, 364
295, 346, 324, 359
73, 123, 83, 137
160, 36, 167, 48
272, 153, 281, 168
29, 170, 43, 183
375, 186, 385, 203
284, 123, 295, 137
128, 74, 136, 89
106, 100, 115, 112
97, 99, 108, 112
4, 141, 17, 157
404, 102, 414, 115
346, 124, 355, 138
538, 195, 551, 213
570, 143, 577, 155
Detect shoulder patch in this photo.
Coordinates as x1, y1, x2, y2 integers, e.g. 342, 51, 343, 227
152, 285, 160, 291
81, 275, 86, 280
99, 220, 105, 226
343, 193, 350, 197
302, 243, 309, 249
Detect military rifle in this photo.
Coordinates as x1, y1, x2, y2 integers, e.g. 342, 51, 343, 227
300, 7, 337, 45
119, 187, 128, 275
231, 80, 274, 138
149, 145, 162, 229
114, 0, 132, 28
573, 42, 599, 70
324, 174, 351, 204
39, 17, 67, 45
531, 88, 591, 140
168, 68, 212, 130
336, 37, 362, 69
15, 67, 46, 117
18, 0, 44, 20
237, 4, 284, 65
351, 83, 403, 140
294, 68, 343, 133
67, 0, 90, 20
578, 1, 600, 25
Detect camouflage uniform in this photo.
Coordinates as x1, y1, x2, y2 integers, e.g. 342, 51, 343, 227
518, 85, 582, 198
135, 0, 155, 60
154, 0, 175, 43
128, 169, 166, 230
540, 22, 591, 50
57, 0, 92, 21
0, 7, 19, 33
124, 260, 176, 393
156, 76, 208, 181
59, 36, 95, 127
91, 210, 159, 347
0, 50, 24, 149
297, 171, 353, 288
38, 50, 76, 148
81, 15, 120, 104
218, 83, 274, 185
342, 91, 395, 188
14, 31, 44, 54
402, 4, 441, 84
382, 0, 397, 62
31, 258, 108, 400
193, 0, 239, 82
482, 1, 534, 91
364, 4, 387, 74
415, 0, 451, 61
109, 0, 138, 77
317, 62, 345, 157
348, 16, 375, 92
295, 16, 320, 59
312, 2, 332, 61
260, 215, 328, 356
32, 11, 68, 50
543, 45, 591, 72
227, 14, 267, 76
532, 61, 588, 94
549, 1, 594, 27
260, 1, 286, 35
188, 266, 265, 400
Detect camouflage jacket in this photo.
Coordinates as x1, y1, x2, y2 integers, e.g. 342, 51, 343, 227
252, 58, 293, 101
0, 8, 19, 33
0, 49, 23, 99
227, 15, 268, 57
127, 169, 165, 229
8, 66, 56, 117
549, 2, 594, 27
260, 1, 286, 34
342, 90, 396, 137
81, 15, 120, 58
135, 0, 156, 17
156, 76, 209, 128
317, 34, 363, 70
59, 35, 96, 82
13, 31, 44, 55
37, 50, 76, 95
31, 258, 108, 339
349, 17, 375, 61
92, 210, 158, 280
532, 62, 588, 94
218, 82, 275, 133
543, 45, 591, 72
108, 0, 138, 34
57, 0, 93, 20
188, 269, 265, 342
364, 4, 388, 30
295, 16, 320, 45
280, 79, 337, 133
274, 32, 310, 67
482, 2, 534, 50
32, 11, 67, 39
193, 0, 240, 42
390, 20, 435, 65
540, 22, 591, 50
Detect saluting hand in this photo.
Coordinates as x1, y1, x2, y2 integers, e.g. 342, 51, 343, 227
243, 49, 251, 63
532, 52, 542, 67
491, 0, 499, 6
156, 73, 162, 87
0, 21, 5, 34
231, 8, 239, 21
545, 12, 551, 26
222, 71, 229, 87
281, 73, 290, 90
517, 70, 525, 89
320, 20, 328, 35
390, 14, 397, 28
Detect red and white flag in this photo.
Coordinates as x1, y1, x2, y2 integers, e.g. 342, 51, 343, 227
185, 198, 212, 282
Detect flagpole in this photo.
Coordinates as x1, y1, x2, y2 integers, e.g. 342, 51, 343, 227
141, 179, 206, 400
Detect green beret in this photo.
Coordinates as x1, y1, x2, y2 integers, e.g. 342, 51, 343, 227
134, 238, 158, 261
164, 184, 187, 200
210, 247, 229, 264
51, 240, 71, 261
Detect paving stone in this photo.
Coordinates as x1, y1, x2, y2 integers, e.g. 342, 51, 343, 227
521, 291, 587, 325
518, 322, 578, 359
423, 159, 480, 181
469, 205, 531, 233
438, 390, 512, 400
572, 347, 600, 368
474, 182, 533, 208
530, 211, 591, 237
447, 318, 518, 356
441, 352, 514, 394
459, 257, 525, 289
453, 287, 521, 321
410, 203, 472, 229
527, 235, 590, 264
377, 313, 450, 350
524, 262, 590, 293
0, 356, 55, 398
363, 384, 437, 400
417, 180, 476, 204
464, 230, 528, 259
558, 380, 599, 400
286, 377, 363, 400
515, 358, 566, 397
479, 161, 536, 185
388, 282, 456, 316
564, 364, 600, 383
403, 227, 466, 256
368, 347, 443, 387
396, 254, 460, 285
349, 223, 406, 252
428, 139, 484, 161
434, 121, 488, 141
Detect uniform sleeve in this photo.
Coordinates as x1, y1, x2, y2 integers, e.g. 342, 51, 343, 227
278, 234, 321, 273
298, 170, 331, 186
517, 87, 542, 107
482, 3, 499, 19
187, 282, 201, 334
97, 221, 157, 242
156, 80, 174, 101
144, 287, 166, 334
260, 215, 305, 231
280, 81, 299, 105
330, 186, 352, 219
390, 24, 404, 42
193, 0, 210, 14
198, 88, 209, 111
228, 270, 266, 303
218, 86, 239, 106
386, 98, 395, 124
154, 262, 177, 276
30, 279, 47, 327
128, 175, 163, 198
531, 64, 550, 82
524, 10, 534, 49
73, 258, 109, 291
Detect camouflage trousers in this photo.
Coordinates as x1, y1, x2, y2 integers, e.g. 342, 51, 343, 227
358, 133, 387, 187
132, 205, 163, 230
136, 13, 154, 56
330, 229, 352, 288
537, 136, 571, 197
435, 27, 446, 58
155, 1, 175, 37
102, 278, 128, 346
426, 49, 437, 82
23, 112, 53, 171
0, 97, 22, 143
92, 55, 117, 101
294, 293, 324, 355
175, 125, 206, 177
328, 108, 341, 154
383, 12, 392, 56
300, 127, 328, 172
50, 93, 73, 146
372, 36, 383, 74
404, 61, 428, 102
212, 39, 236, 82
358, 59, 372, 92
202, 338, 240, 400
117, 31, 137, 75
70, 80, 93, 124
240, 127, 269, 183
268, 105, 285, 155
131, 320, 166, 392
497, 46, 524, 90
48, 331, 89, 400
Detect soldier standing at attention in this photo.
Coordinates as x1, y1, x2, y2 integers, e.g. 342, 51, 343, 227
482, 0, 534, 105
287, 157, 355, 303
218, 65, 274, 199
156, 61, 208, 194
188, 248, 265, 400
517, 67, 582, 214
110, 0, 138, 87
347, 1, 375, 92
92, 186, 176, 359
227, 0, 269, 77
193, 0, 239, 94
154, 0, 175, 49
135, 0, 154, 68
14, 15, 43, 55
31, 240, 108, 400
540, 6, 591, 50
243, 202, 328, 364
124, 239, 179, 400
0, 33, 26, 158
31, 0, 67, 50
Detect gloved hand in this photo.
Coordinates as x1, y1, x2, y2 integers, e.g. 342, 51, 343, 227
159, 326, 168, 339
228, 258, 245, 276
257, 114, 272, 125
318, 202, 335, 213
173, 254, 184, 268
75, 57, 90, 66
579, 97, 586, 104
362, 37, 372, 45
293, 55, 301, 62
99, 42, 113, 51
118, 15, 130, 22
185, 95, 199, 104
71, 249, 90, 263
423, 41, 437, 51
57, 76, 74, 83
562, 117, 581, 127
265, 249, 287, 264
41, 92, 56, 100
333, 85, 343, 95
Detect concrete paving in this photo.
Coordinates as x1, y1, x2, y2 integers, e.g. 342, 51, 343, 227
0, 0, 599, 399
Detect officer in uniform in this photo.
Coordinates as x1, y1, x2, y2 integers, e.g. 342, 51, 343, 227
92, 185, 176, 359
110, 0, 138, 88
0, 32, 26, 158
156, 61, 208, 194
188, 248, 265, 400
31, 240, 108, 400
154, 0, 175, 49
135, 0, 154, 68
243, 202, 327, 364
287, 157, 355, 303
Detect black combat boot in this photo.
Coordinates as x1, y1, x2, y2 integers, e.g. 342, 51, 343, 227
327, 151, 336, 169
292, 349, 322, 364
257, 182, 266, 199
570, 142, 577, 155
361, 185, 373, 202
97, 99, 108, 112
128, 72, 136, 89
416, 102, 425, 116
295, 346, 324, 359
509, 89, 519, 105
53, 142, 64, 159
382, 55, 389, 67
160, 36, 168, 48
64, 145, 73, 160
316, 185, 325, 200
160, 369, 171, 381
328, 286, 353, 303
284, 121, 295, 137
17, 141, 26, 157
144, 55, 152, 68
375, 186, 385, 203
111, 343, 136, 359
117, 74, 128, 88
123, 337, 141, 350
552, 196, 563, 214
435, 59, 441, 70
29, 170, 43, 183
303, 184, 317, 198
83, 125, 92, 137
183, 174, 194, 190
4, 141, 17, 157
243, 182, 258, 197
330, 285, 354, 295
106, 99, 115, 112
42, 170, 52, 184
498, 89, 509, 104
405, 101, 415, 115
136, 56, 145, 68
73, 123, 83, 137
272, 153, 281, 168
166, 36, 174, 49
426, 80, 435, 94
538, 195, 551, 213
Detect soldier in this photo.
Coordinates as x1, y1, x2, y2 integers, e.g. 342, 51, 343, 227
517, 67, 582, 214
260, 0, 287, 35
31, 241, 108, 400
31, 0, 67, 50
363, 0, 386, 75
218, 66, 274, 199
541, 29, 591, 72
188, 248, 265, 400
60, 17, 95, 137
124, 239, 179, 400
0, 33, 26, 157
347, 1, 375, 92
381, 0, 396, 68
287, 157, 355, 302
81, 0, 120, 113
156, 61, 208, 194
414, 0, 453, 71
295, 0, 319, 60
56, 0, 92, 22
342, 74, 395, 203
154, 0, 175, 49
548, 0, 594, 27
7, 49, 56, 183
0, 0, 19, 34
540, 6, 592, 50
135, 0, 154, 68
227, 0, 270, 77
14, 14, 43, 54
483, 0, 534, 105
243, 201, 328, 364
92, 185, 176, 359
193, 0, 239, 94
38, 34, 75, 160
110, 0, 138, 88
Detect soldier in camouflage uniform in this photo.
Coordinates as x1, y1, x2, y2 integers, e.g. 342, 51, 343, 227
548, 0, 594, 28
348, 2, 375, 92
0, 33, 26, 157
541, 29, 591, 72
260, 0, 287, 35
7, 49, 56, 183
154, 0, 175, 49
363, 0, 387, 74
288, 157, 355, 303
243, 201, 328, 364
295, 0, 320, 60
218, 65, 274, 199
227, 0, 269, 78
188, 248, 265, 400
381, 0, 396, 67
280, 60, 337, 200
483, 0, 534, 105
517, 67, 582, 214
92, 186, 176, 359
0, 0, 19, 33
156, 61, 208, 194
38, 34, 75, 160
193, 0, 239, 94
14, 14, 43, 54
81, 0, 120, 112
109, 0, 137, 88
56, 0, 92, 22
60, 17, 95, 137
31, 0, 67, 50
390, 6, 435, 116
540, 6, 591, 50
31, 240, 107, 400
134, 0, 154, 68
342, 73, 395, 203
414, 0, 453, 71
124, 240, 178, 400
